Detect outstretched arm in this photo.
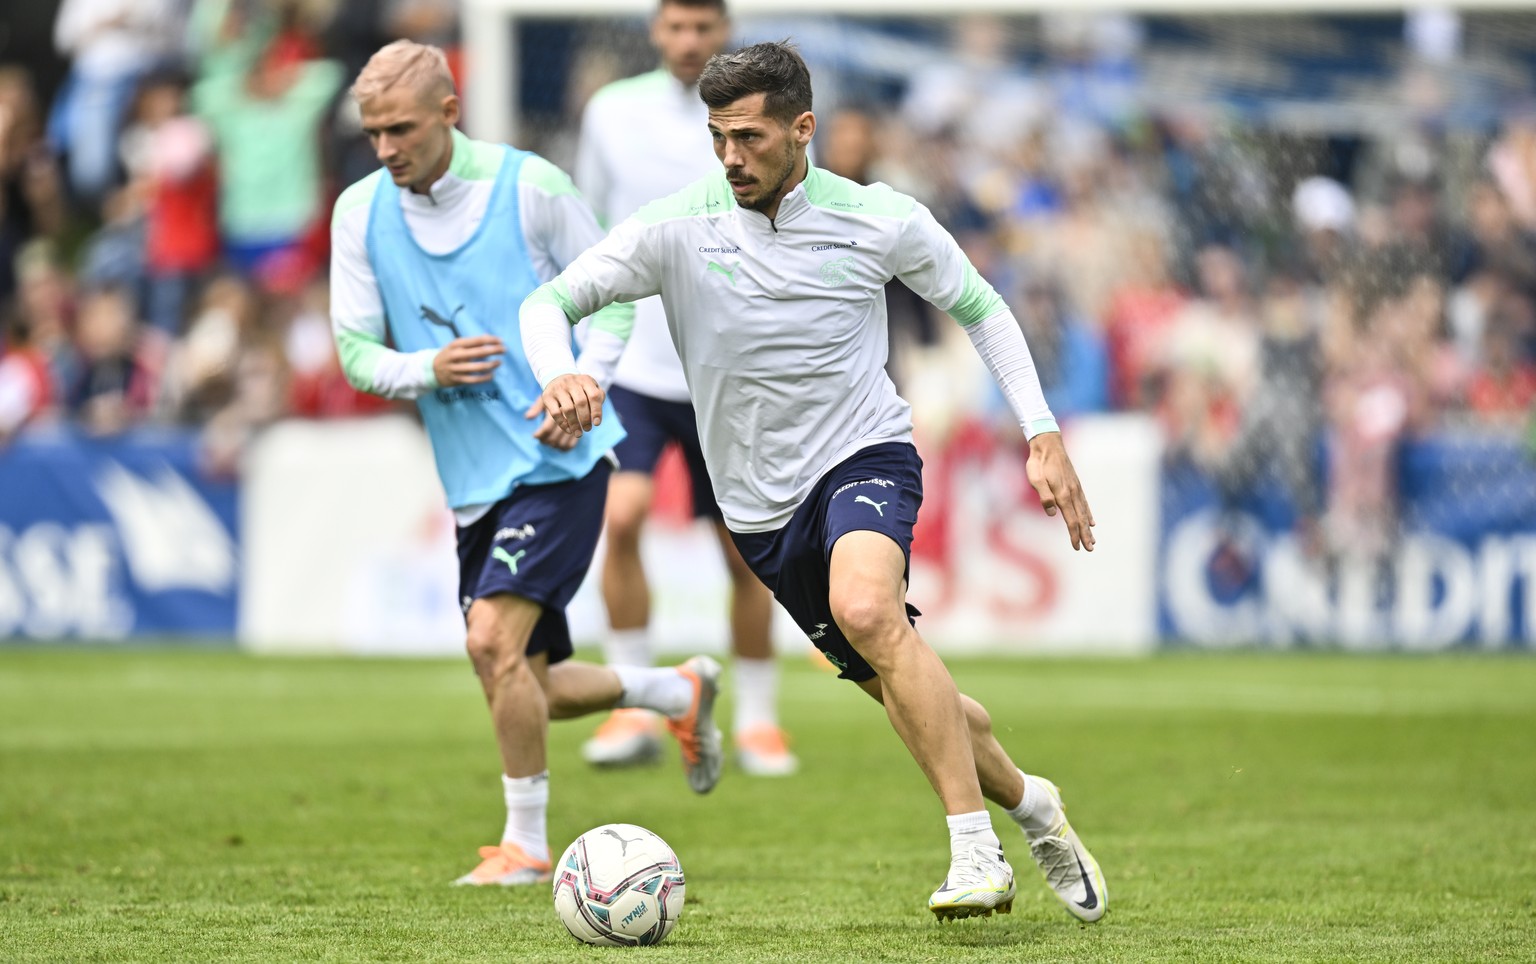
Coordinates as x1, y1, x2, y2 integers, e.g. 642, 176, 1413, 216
892, 202, 1096, 550
965, 312, 1095, 551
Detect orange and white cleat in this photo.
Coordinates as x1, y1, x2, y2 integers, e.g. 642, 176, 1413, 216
735, 723, 799, 777
582, 708, 663, 767
451, 842, 552, 887
666, 656, 723, 794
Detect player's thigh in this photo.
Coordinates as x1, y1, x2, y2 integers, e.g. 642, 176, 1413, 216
827, 532, 912, 642
457, 466, 608, 667
732, 524, 879, 685
713, 519, 765, 586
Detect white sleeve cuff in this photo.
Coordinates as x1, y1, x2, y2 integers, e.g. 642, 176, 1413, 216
963, 310, 1057, 439
521, 302, 580, 388
576, 328, 626, 390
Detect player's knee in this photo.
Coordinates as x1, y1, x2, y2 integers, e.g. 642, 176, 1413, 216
605, 504, 646, 550
464, 619, 522, 679
829, 588, 901, 648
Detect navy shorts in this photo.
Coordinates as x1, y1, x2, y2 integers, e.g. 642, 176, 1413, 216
731, 442, 924, 683
609, 385, 721, 520
456, 461, 612, 665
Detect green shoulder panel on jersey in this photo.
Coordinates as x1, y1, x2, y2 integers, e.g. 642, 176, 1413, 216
588, 300, 635, 340
519, 154, 582, 200
947, 261, 1009, 328
633, 174, 736, 225
526, 278, 582, 325
331, 169, 386, 228
587, 69, 671, 108
448, 128, 507, 181
803, 165, 916, 219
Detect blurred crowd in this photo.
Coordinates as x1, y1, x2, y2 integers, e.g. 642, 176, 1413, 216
0, 0, 457, 467
2, 3, 1534, 559
769, 11, 1536, 566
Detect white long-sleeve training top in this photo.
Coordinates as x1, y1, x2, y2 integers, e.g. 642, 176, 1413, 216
522, 163, 1057, 533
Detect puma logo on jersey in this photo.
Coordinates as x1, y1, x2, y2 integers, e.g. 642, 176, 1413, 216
707, 261, 738, 285
421, 303, 465, 337
854, 495, 887, 516
491, 546, 527, 575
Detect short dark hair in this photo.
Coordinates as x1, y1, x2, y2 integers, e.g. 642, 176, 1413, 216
698, 41, 811, 125
659, 0, 727, 12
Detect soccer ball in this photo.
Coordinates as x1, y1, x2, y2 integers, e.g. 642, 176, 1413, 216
552, 824, 686, 947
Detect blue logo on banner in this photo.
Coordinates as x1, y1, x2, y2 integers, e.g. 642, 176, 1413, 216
0, 430, 238, 639
1157, 436, 1536, 649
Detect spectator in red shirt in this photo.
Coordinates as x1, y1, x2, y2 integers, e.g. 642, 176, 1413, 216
0, 310, 55, 441
120, 70, 219, 334
1466, 290, 1536, 427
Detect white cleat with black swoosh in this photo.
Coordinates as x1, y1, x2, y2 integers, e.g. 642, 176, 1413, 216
1025, 778, 1107, 923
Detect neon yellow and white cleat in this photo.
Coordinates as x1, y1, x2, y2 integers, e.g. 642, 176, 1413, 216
582, 708, 663, 767
928, 845, 1016, 921
666, 656, 724, 794
1026, 778, 1107, 922
451, 842, 552, 887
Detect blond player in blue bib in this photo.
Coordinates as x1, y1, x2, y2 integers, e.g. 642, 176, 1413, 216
328, 41, 725, 889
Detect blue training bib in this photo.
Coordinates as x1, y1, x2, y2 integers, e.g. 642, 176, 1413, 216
366, 148, 624, 507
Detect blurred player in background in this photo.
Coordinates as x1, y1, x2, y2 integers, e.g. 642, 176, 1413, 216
574, 0, 797, 777
329, 40, 725, 888
523, 42, 1108, 923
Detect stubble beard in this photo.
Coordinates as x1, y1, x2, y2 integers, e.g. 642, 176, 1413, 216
740, 146, 798, 214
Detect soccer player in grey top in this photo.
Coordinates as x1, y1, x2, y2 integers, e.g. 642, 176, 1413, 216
522, 41, 1107, 922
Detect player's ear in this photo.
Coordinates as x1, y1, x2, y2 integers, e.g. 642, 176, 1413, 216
441, 94, 461, 127
793, 111, 816, 149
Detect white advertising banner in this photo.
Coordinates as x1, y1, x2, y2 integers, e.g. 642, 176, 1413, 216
240, 415, 1160, 656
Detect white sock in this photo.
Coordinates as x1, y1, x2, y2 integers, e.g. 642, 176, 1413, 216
603, 628, 652, 668
946, 810, 1001, 858
612, 664, 693, 717
732, 657, 778, 733
501, 772, 549, 862
1006, 770, 1063, 836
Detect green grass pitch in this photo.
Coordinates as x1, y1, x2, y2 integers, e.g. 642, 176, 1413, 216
2, 648, 1533, 962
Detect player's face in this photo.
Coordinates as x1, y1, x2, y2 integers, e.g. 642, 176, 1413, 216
708, 94, 814, 216
652, 3, 728, 86
360, 85, 460, 194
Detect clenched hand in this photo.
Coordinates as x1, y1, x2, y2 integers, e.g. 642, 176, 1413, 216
540, 373, 605, 437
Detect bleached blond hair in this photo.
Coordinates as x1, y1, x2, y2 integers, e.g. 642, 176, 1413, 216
351, 40, 455, 105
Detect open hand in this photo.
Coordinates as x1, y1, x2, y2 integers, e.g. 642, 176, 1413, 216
1026, 431, 1096, 551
